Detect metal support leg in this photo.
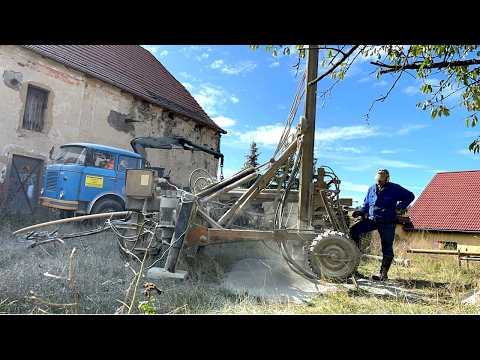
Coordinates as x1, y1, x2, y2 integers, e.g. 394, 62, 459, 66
164, 199, 195, 273
147, 199, 195, 281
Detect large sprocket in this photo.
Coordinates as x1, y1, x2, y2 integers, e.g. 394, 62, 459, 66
306, 229, 361, 281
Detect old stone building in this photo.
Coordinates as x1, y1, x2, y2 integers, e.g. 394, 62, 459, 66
0, 45, 225, 214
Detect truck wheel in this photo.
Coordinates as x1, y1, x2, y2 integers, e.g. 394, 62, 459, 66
91, 198, 124, 214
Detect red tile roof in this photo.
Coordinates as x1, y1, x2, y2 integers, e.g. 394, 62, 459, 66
408, 170, 480, 232
23, 45, 225, 134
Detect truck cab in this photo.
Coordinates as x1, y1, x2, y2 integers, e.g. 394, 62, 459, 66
40, 143, 144, 215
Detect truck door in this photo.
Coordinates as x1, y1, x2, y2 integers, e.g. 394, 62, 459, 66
78, 149, 118, 204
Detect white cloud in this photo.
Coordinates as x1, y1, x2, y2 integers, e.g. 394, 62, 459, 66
210, 59, 257, 75
396, 124, 428, 135
237, 124, 288, 147
210, 59, 224, 69
227, 123, 378, 149
159, 50, 168, 57
269, 61, 280, 68
180, 46, 213, 58
191, 83, 237, 116
335, 146, 364, 154
321, 145, 365, 154
315, 125, 381, 143
182, 82, 194, 91
380, 150, 396, 154
358, 75, 374, 83
341, 181, 370, 193
192, 84, 225, 115
142, 45, 159, 54
403, 85, 420, 96
196, 53, 210, 61
373, 80, 388, 87
457, 149, 473, 156
179, 72, 196, 81
213, 116, 236, 128
376, 159, 424, 169
403, 78, 441, 96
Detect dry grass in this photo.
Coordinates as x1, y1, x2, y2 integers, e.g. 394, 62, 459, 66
1, 217, 480, 314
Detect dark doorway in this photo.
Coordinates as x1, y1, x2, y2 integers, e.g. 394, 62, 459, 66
6, 155, 44, 215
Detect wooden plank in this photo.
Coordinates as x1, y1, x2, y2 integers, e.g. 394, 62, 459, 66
408, 248, 480, 256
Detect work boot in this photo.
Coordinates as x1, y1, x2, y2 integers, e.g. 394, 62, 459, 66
371, 256, 393, 281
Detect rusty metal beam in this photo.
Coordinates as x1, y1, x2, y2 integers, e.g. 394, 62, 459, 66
185, 226, 316, 246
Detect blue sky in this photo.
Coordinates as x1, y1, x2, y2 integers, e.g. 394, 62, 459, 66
142, 45, 480, 206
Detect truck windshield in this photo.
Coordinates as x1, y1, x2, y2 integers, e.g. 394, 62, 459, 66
54, 146, 87, 165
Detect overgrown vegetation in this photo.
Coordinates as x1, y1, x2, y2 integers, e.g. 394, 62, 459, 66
1, 218, 479, 314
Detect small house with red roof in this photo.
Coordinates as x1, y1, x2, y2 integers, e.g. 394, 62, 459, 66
397, 170, 480, 250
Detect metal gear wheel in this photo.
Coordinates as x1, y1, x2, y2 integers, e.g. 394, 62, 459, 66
307, 229, 361, 281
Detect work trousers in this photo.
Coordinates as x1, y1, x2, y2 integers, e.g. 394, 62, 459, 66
349, 218, 396, 258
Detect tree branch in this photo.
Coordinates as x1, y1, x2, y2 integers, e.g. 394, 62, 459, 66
364, 70, 404, 122
308, 45, 360, 86
371, 58, 480, 74
315, 46, 347, 56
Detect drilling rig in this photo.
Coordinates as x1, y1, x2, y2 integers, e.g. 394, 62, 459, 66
13, 46, 361, 283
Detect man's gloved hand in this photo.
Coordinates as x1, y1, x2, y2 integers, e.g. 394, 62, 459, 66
352, 210, 365, 218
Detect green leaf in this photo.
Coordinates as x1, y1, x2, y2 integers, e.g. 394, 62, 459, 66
469, 139, 480, 154
431, 108, 438, 119
473, 114, 478, 127
421, 84, 433, 94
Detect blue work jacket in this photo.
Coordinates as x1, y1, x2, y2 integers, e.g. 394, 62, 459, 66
361, 182, 415, 223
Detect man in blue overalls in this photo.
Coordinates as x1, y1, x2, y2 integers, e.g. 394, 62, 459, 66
350, 169, 415, 281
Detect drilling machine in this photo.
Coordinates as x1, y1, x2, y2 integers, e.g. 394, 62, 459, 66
13, 46, 361, 283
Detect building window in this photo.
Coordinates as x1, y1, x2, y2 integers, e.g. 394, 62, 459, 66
22, 85, 49, 132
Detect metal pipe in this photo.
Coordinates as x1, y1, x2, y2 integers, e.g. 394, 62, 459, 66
200, 172, 258, 203
195, 167, 256, 198
362, 254, 410, 267
13, 211, 131, 236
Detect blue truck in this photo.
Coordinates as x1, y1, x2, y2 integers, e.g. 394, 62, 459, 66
39, 137, 224, 216
40, 143, 145, 215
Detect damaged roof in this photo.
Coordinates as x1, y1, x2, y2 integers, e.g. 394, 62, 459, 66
23, 45, 226, 134
408, 170, 480, 232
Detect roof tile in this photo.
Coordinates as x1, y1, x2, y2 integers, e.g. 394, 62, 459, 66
23, 45, 225, 134
408, 170, 480, 232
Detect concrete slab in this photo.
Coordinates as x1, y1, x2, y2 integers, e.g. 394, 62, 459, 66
147, 268, 188, 281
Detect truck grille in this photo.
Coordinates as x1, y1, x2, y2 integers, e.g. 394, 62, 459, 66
46, 170, 59, 192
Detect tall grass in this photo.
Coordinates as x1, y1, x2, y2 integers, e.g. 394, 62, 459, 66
1, 217, 479, 314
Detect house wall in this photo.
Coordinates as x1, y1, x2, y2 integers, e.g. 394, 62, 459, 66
0, 45, 221, 205
395, 225, 480, 248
